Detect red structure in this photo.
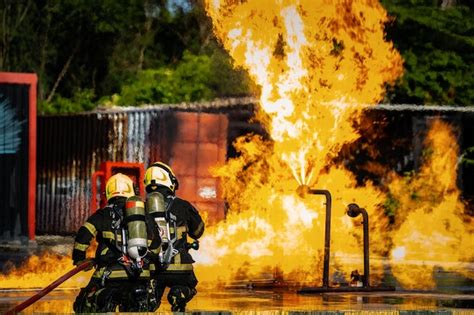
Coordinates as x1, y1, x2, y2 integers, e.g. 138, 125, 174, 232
91, 161, 145, 212
169, 112, 228, 224
0, 72, 37, 240
36, 110, 230, 234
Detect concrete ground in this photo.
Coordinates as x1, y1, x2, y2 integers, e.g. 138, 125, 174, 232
1, 236, 473, 313
0, 287, 473, 313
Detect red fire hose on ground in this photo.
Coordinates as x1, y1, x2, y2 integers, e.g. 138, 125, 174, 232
4, 259, 95, 315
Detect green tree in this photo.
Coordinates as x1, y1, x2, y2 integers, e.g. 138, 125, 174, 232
116, 52, 214, 105
382, 0, 474, 105
104, 50, 252, 106
0, 0, 253, 113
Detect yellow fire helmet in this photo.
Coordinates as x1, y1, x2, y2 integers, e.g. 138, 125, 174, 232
105, 173, 135, 201
144, 161, 179, 193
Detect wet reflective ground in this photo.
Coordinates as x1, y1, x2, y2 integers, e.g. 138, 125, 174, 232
1, 288, 473, 313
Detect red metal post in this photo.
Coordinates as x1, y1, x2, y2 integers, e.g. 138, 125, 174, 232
103, 161, 145, 198
91, 162, 145, 213
90, 170, 104, 214
0, 72, 38, 240
28, 76, 37, 240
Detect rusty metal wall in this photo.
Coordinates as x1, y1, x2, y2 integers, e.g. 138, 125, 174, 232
37, 109, 229, 234
36, 100, 474, 234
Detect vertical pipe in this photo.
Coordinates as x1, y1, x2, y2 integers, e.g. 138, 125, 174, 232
309, 189, 331, 288
347, 203, 371, 288
361, 208, 370, 287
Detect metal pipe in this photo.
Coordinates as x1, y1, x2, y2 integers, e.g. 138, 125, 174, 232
361, 207, 369, 287
347, 203, 369, 287
298, 201, 395, 294
297, 185, 332, 288
311, 189, 332, 288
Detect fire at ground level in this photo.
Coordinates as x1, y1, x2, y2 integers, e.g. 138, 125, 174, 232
1, 259, 473, 313
1, 236, 474, 313
0, 288, 473, 313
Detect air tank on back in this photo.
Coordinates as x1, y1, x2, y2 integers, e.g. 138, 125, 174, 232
146, 191, 170, 247
125, 196, 148, 261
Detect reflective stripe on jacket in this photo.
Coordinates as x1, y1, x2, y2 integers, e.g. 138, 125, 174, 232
72, 199, 161, 280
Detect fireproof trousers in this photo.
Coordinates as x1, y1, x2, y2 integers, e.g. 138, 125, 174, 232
73, 278, 151, 312
153, 270, 198, 311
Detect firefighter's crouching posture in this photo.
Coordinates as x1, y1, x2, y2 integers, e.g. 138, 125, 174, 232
72, 173, 161, 312
145, 162, 205, 312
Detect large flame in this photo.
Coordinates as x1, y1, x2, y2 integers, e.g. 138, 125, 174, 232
205, 0, 402, 184
196, 0, 403, 285
194, 0, 473, 290
2, 0, 472, 296
388, 120, 474, 289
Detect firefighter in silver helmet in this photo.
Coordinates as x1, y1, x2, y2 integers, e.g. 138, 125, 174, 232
72, 173, 161, 312
145, 162, 205, 312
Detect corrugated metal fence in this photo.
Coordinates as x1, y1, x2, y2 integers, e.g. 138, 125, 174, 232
37, 109, 228, 234
36, 99, 474, 234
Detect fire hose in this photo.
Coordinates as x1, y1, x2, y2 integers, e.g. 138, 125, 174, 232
4, 259, 95, 315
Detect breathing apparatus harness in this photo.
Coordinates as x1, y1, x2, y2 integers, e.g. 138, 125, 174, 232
105, 198, 149, 281
160, 196, 180, 268
144, 163, 199, 269
146, 192, 180, 269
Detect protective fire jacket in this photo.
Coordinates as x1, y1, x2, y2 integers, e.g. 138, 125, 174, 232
155, 196, 204, 273
72, 199, 161, 281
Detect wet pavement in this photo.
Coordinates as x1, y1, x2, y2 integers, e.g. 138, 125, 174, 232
1, 237, 473, 313
1, 288, 473, 313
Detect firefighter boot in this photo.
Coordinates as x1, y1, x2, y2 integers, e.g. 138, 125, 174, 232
167, 285, 196, 312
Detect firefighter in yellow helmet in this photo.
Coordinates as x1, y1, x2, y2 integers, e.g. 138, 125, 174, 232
144, 162, 205, 312
72, 173, 161, 312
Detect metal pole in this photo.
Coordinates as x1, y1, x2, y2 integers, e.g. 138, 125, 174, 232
360, 208, 370, 287
310, 189, 332, 288
347, 203, 370, 288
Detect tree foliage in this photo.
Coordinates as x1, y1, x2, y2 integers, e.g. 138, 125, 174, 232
110, 52, 214, 105
382, 0, 474, 105
106, 51, 253, 106
0, 0, 472, 113
0, 0, 252, 114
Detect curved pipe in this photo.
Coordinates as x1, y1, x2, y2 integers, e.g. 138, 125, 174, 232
298, 185, 332, 288
347, 203, 369, 287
